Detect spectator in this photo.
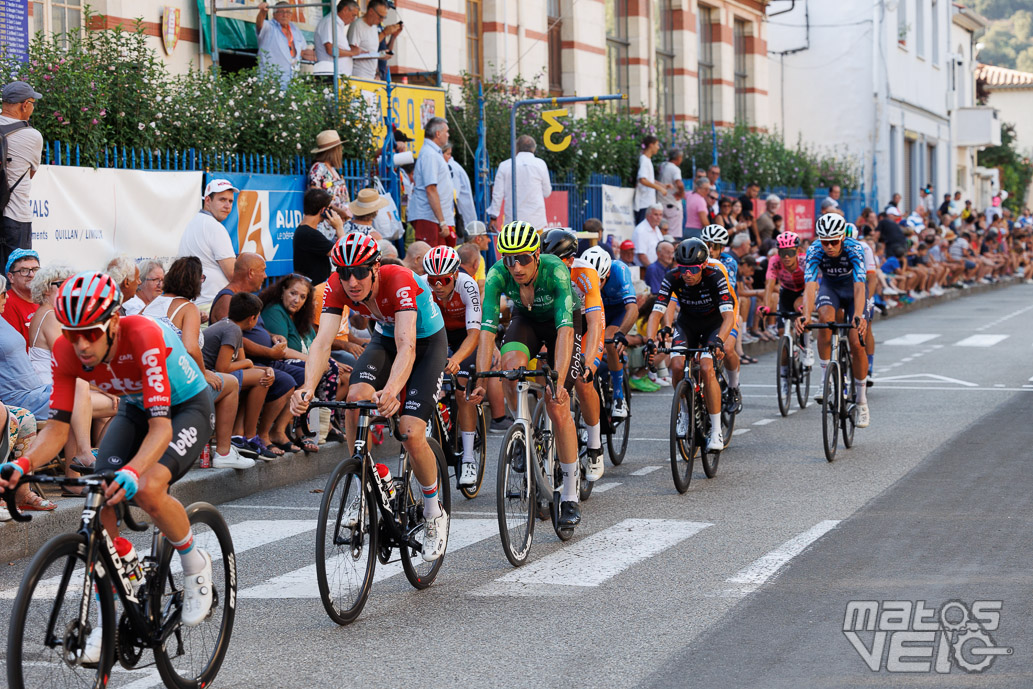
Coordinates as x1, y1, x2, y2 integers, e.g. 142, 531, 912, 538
460, 220, 490, 288
728, 199, 751, 241
0, 82, 43, 271
294, 188, 346, 284
821, 184, 842, 211
0, 404, 41, 519
178, 178, 238, 310
739, 181, 760, 229
307, 130, 352, 240
820, 197, 843, 216
772, 214, 784, 235
313, 0, 361, 77
684, 177, 710, 239
409, 117, 455, 247
715, 196, 734, 229
442, 142, 476, 239
658, 148, 684, 239
634, 136, 669, 224
618, 239, 637, 266
706, 164, 722, 195
375, 8, 403, 82
255, 2, 315, 89
403, 240, 431, 276
380, 240, 400, 260
877, 206, 908, 257
3, 248, 39, 342
106, 255, 141, 310
487, 134, 552, 231
123, 259, 165, 316
210, 252, 267, 323
348, 0, 397, 80
344, 188, 387, 240
632, 204, 664, 267
884, 193, 902, 214
458, 240, 485, 292
756, 194, 781, 242
645, 240, 675, 295
855, 207, 876, 235
919, 184, 935, 214
937, 193, 953, 225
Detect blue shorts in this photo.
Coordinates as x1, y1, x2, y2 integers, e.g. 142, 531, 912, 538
604, 302, 629, 329
815, 281, 857, 320
228, 366, 294, 400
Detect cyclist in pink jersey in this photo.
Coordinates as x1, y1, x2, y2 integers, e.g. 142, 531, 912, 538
760, 231, 813, 366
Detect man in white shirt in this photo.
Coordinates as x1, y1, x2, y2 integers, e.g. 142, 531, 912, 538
658, 148, 685, 240
634, 135, 670, 225
0, 82, 43, 273
632, 204, 665, 267
347, 0, 400, 81
178, 179, 239, 309
314, 0, 361, 77
487, 135, 552, 231
255, 2, 315, 89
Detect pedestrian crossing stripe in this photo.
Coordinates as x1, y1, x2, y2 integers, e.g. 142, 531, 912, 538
955, 334, 1009, 347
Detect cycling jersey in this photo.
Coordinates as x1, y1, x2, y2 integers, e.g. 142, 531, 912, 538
766, 253, 806, 292
653, 259, 736, 321
569, 258, 602, 314
859, 242, 877, 274
322, 264, 444, 339
50, 315, 208, 423
718, 250, 739, 290
482, 253, 575, 333
804, 238, 867, 286
434, 271, 481, 332
601, 259, 636, 306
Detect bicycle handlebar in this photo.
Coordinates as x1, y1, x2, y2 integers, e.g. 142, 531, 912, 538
305, 400, 408, 441
468, 362, 559, 397
774, 310, 805, 320
805, 322, 856, 331
0, 469, 119, 523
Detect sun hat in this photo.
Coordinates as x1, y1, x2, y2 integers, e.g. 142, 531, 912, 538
311, 130, 343, 154
348, 188, 389, 216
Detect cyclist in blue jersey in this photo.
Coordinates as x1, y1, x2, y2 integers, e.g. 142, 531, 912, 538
700, 224, 743, 413
795, 214, 871, 428
582, 246, 637, 418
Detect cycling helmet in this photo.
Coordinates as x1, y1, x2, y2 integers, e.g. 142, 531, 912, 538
423, 245, 461, 276
844, 222, 858, 239
675, 238, 710, 266
331, 231, 380, 267
581, 246, 613, 280
815, 213, 846, 240
701, 224, 730, 246
55, 271, 123, 329
496, 221, 540, 254
541, 228, 578, 259
776, 231, 801, 249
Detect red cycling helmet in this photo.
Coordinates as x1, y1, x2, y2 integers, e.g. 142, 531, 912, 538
55, 271, 123, 329
423, 245, 461, 276
331, 232, 381, 268
776, 231, 801, 250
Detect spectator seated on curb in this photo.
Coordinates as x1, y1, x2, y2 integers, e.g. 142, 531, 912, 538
106, 255, 141, 314
123, 259, 165, 315
0, 404, 39, 522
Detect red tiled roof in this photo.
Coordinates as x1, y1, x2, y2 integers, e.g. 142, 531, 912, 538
976, 63, 1033, 89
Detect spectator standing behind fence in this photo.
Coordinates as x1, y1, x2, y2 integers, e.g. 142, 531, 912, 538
442, 142, 476, 239
658, 149, 684, 240
684, 177, 710, 240
0, 83, 42, 273
314, 1, 361, 77
410, 117, 456, 247
308, 130, 352, 241
179, 179, 238, 311
632, 204, 664, 268
755, 194, 781, 242
255, 2, 314, 90
487, 134, 552, 231
348, 0, 398, 81
3, 248, 39, 344
634, 136, 670, 225
294, 188, 347, 285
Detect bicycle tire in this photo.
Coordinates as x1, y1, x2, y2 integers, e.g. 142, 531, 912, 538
7, 533, 115, 689
776, 336, 792, 417
606, 375, 631, 466
315, 457, 377, 626
496, 423, 536, 567
796, 350, 811, 409
458, 406, 488, 500
822, 362, 840, 462
841, 345, 857, 449
719, 372, 736, 452
571, 396, 593, 501
670, 380, 695, 494
400, 437, 451, 589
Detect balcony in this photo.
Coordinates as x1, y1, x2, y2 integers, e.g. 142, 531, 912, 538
954, 107, 1001, 147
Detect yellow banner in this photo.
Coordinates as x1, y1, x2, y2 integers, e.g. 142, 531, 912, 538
342, 77, 447, 152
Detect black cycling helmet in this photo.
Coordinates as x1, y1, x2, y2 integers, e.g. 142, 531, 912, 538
541, 228, 578, 260
675, 238, 710, 266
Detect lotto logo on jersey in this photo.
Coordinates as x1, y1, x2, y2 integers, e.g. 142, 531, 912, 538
395, 287, 414, 309
98, 377, 142, 394
141, 347, 166, 392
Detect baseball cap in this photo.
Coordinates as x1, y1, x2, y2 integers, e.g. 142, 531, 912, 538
203, 179, 239, 198
5, 248, 39, 274
619, 240, 635, 251
885, 206, 902, 217
1, 82, 41, 104
464, 220, 487, 236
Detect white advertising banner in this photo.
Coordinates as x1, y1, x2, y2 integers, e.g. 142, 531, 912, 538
29, 165, 203, 271
601, 184, 636, 243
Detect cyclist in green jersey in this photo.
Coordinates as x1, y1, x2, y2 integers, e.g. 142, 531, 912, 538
469, 221, 585, 528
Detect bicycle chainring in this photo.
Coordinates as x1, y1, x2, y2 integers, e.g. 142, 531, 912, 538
116, 612, 145, 669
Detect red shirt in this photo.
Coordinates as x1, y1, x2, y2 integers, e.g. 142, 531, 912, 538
3, 291, 39, 348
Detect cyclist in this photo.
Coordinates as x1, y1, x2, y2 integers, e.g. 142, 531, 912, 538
0, 271, 217, 661
468, 221, 584, 528
794, 214, 870, 428
582, 245, 637, 419
760, 231, 814, 367
542, 228, 605, 482
289, 232, 450, 561
422, 245, 482, 487
645, 238, 736, 450
700, 224, 743, 413
845, 222, 877, 387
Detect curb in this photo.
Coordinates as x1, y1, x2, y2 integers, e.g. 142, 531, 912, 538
1, 437, 401, 563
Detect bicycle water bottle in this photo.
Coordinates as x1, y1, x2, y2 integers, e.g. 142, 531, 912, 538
375, 463, 396, 502
113, 537, 143, 587
438, 401, 451, 433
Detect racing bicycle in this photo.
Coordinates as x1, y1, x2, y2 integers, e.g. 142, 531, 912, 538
770, 310, 811, 416
429, 373, 488, 499
806, 322, 857, 462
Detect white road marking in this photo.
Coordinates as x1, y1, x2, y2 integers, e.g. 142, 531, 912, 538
239, 519, 498, 599
753, 418, 774, 426
882, 334, 940, 346
592, 481, 621, 493
955, 334, 1009, 348
873, 385, 1033, 393
630, 437, 668, 442
873, 373, 978, 387
732, 428, 751, 436
472, 519, 711, 596
725, 520, 840, 595
785, 408, 797, 415
630, 466, 661, 476
223, 504, 321, 511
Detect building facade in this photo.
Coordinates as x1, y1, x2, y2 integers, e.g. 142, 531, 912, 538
976, 63, 1033, 208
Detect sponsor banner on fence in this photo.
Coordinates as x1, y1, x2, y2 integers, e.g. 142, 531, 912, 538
601, 185, 635, 243
29, 165, 202, 270
785, 199, 816, 239
343, 78, 447, 152
215, 172, 306, 277
544, 191, 569, 228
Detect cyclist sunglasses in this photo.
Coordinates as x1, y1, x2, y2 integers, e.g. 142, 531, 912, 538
428, 274, 454, 286
503, 253, 536, 267
777, 249, 797, 258
337, 265, 372, 281
63, 321, 111, 344
821, 239, 842, 247
682, 264, 704, 276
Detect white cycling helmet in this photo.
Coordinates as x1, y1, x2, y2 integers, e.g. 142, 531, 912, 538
844, 222, 858, 239
815, 213, 847, 240
701, 224, 730, 246
423, 245, 461, 276
581, 245, 612, 280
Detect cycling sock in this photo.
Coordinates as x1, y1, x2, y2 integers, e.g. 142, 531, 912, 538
611, 368, 624, 400
560, 463, 579, 502
854, 379, 867, 405
709, 414, 722, 435
170, 530, 206, 576
726, 368, 739, 388
420, 482, 442, 519
587, 422, 601, 450
819, 359, 829, 375
461, 432, 476, 461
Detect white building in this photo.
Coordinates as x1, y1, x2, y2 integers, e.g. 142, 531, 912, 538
976, 63, 1033, 209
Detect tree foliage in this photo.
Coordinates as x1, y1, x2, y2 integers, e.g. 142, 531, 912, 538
977, 122, 1033, 211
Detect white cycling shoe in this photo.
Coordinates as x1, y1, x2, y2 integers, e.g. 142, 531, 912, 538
676, 411, 689, 438
801, 347, 815, 368
856, 403, 870, 429
707, 429, 725, 452
586, 449, 605, 482
79, 626, 103, 666
181, 550, 214, 627
611, 397, 628, 419
458, 461, 478, 487
422, 506, 449, 562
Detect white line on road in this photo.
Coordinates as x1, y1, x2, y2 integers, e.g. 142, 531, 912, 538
630, 437, 668, 442
753, 418, 774, 426
593, 481, 622, 493
955, 334, 1009, 347
630, 466, 661, 476
868, 385, 1033, 393
725, 520, 840, 594
882, 334, 941, 346
472, 519, 711, 596
733, 428, 751, 436
223, 504, 321, 511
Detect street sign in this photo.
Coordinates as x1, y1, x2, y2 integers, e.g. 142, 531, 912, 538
542, 109, 571, 152
0, 1, 30, 63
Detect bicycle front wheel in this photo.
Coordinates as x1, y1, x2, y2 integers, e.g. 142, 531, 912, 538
497, 423, 536, 567
796, 350, 811, 409
822, 362, 841, 462
8, 533, 115, 689
606, 375, 631, 466
315, 457, 377, 626
840, 347, 857, 449
776, 336, 792, 417
400, 437, 451, 589
571, 396, 593, 501
670, 380, 696, 494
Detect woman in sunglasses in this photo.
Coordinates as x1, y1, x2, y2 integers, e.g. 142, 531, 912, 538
290, 232, 452, 563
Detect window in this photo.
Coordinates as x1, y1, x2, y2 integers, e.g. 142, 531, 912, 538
931, 0, 939, 64
654, 0, 674, 125
927, 144, 936, 196
606, 0, 629, 109
915, 0, 924, 57
889, 125, 898, 199
32, 0, 81, 45
547, 0, 563, 94
698, 5, 715, 124
897, 0, 907, 46
466, 0, 483, 80
733, 19, 748, 124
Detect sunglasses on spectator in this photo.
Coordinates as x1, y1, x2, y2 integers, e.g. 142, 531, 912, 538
428, 274, 454, 286
62, 320, 112, 344
337, 265, 372, 281
503, 253, 536, 267
681, 265, 703, 276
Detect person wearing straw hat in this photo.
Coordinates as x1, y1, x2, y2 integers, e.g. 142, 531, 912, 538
344, 188, 387, 241
308, 129, 353, 241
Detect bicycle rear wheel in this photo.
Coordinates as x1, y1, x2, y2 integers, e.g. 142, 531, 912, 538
7, 533, 115, 689
776, 336, 792, 417
458, 405, 488, 500
841, 350, 857, 449
821, 362, 841, 462
496, 423, 536, 567
315, 457, 377, 626
796, 349, 811, 409
670, 380, 696, 494
606, 375, 631, 466
154, 502, 236, 689
400, 438, 451, 589
719, 374, 736, 452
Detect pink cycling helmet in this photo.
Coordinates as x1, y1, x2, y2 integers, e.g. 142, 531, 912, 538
776, 231, 801, 250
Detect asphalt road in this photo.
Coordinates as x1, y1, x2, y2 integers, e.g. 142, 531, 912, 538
1, 284, 1031, 688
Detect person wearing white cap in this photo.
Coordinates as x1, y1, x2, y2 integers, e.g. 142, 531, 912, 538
178, 179, 240, 309
0, 82, 44, 274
